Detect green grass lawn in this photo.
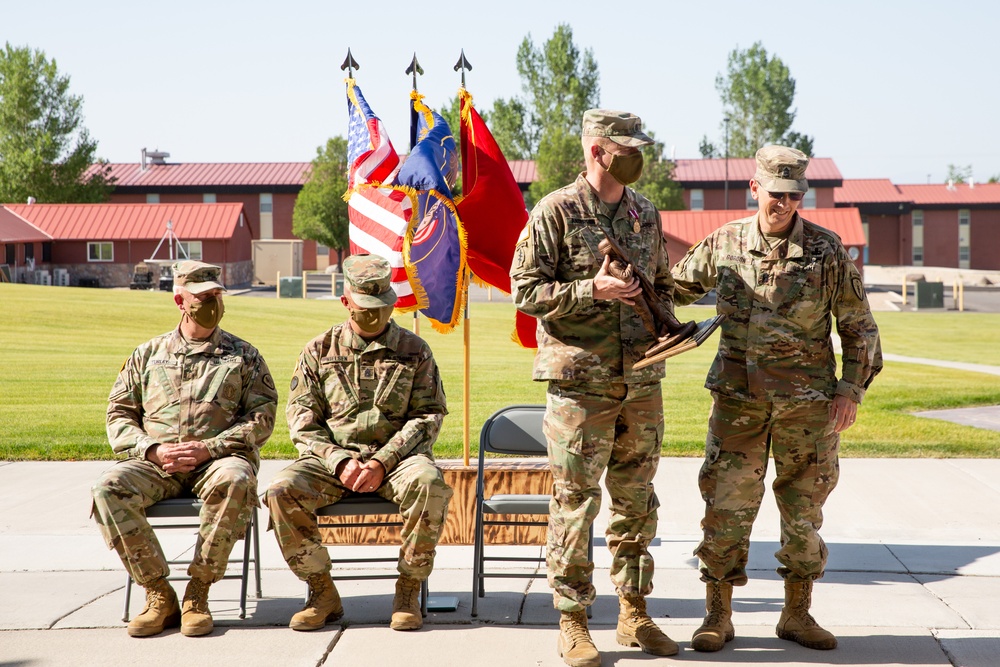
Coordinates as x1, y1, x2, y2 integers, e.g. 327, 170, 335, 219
1, 283, 998, 460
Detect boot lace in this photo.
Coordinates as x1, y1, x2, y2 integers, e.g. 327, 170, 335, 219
704, 584, 726, 626
624, 595, 660, 632
563, 610, 592, 645
185, 578, 210, 614
305, 574, 331, 609
396, 576, 420, 609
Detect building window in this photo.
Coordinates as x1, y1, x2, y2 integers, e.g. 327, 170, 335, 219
88, 242, 114, 262
5, 244, 14, 265
42, 242, 52, 262
912, 210, 924, 266
802, 189, 817, 209
689, 189, 704, 211
203, 193, 216, 203
260, 193, 273, 214
958, 209, 971, 268
146, 193, 160, 204
178, 241, 203, 261
24, 243, 34, 262
745, 188, 755, 209
861, 215, 869, 264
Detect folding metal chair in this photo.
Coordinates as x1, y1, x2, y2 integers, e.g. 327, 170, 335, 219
316, 495, 428, 616
122, 494, 261, 621
471, 404, 593, 617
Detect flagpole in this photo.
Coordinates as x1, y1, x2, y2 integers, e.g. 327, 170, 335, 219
406, 53, 423, 338
455, 50, 473, 468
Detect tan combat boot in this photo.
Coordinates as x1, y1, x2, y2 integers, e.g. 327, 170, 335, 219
180, 577, 214, 637
557, 609, 600, 667
691, 580, 735, 652
616, 594, 679, 656
290, 572, 344, 631
390, 574, 423, 631
127, 577, 180, 637
776, 580, 837, 650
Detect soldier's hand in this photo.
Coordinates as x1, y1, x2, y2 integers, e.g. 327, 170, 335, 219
593, 255, 641, 305
148, 441, 210, 474
336, 458, 363, 488
351, 460, 385, 494
830, 395, 858, 433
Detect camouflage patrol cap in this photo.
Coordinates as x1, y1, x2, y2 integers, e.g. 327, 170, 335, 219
172, 260, 226, 294
754, 145, 810, 193
343, 254, 398, 308
581, 109, 654, 147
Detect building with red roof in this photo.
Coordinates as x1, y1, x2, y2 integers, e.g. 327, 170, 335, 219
0, 202, 251, 287
837, 179, 1000, 270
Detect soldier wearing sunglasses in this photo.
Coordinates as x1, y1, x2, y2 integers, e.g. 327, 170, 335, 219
671, 145, 882, 653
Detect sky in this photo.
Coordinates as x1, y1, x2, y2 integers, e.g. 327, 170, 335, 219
2, 0, 998, 186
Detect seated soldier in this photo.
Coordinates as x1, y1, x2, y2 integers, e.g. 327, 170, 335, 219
266, 253, 453, 632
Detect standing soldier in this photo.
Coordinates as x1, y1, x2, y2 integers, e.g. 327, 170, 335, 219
92, 260, 278, 637
511, 109, 681, 667
266, 254, 452, 633
671, 145, 882, 652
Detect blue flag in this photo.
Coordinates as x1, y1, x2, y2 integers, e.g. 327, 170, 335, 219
398, 93, 466, 333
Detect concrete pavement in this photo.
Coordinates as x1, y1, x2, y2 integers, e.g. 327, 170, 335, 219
1, 458, 999, 667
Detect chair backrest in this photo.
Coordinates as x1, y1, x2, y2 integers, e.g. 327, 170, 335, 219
479, 404, 547, 458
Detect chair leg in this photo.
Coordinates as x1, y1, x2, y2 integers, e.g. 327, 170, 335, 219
421, 579, 428, 618
239, 509, 253, 619
252, 506, 262, 598
123, 574, 133, 622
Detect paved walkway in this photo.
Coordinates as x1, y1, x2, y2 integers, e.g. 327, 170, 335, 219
2, 457, 999, 667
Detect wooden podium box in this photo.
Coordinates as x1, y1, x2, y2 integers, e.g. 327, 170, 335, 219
318, 459, 552, 546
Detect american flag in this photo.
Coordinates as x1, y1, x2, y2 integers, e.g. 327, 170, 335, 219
346, 80, 398, 188
347, 184, 417, 309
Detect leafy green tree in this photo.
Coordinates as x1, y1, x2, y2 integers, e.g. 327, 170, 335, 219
0, 43, 111, 203
636, 132, 684, 211
698, 135, 719, 159
487, 24, 599, 205
293, 137, 349, 267
710, 42, 814, 157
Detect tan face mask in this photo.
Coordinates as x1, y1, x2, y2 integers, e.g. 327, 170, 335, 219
606, 151, 644, 185
351, 306, 393, 334
186, 295, 225, 329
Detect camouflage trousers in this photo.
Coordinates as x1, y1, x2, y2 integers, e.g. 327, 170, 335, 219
696, 393, 840, 585
265, 454, 452, 581
91, 456, 256, 586
544, 380, 662, 612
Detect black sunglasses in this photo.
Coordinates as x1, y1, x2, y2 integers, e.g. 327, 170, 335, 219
762, 189, 805, 202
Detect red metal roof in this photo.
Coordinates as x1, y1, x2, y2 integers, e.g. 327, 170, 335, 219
507, 160, 539, 184
896, 182, 1000, 205
91, 162, 312, 188
835, 179, 910, 204
660, 208, 866, 247
673, 157, 843, 183
4, 203, 246, 241
0, 207, 52, 243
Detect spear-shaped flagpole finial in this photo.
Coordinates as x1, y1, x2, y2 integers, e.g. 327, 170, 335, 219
405, 52, 424, 91
340, 48, 360, 78
453, 49, 473, 88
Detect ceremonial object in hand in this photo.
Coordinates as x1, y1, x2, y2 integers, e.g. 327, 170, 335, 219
597, 235, 698, 358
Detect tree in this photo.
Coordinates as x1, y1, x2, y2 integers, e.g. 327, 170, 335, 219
636, 132, 684, 211
710, 42, 814, 158
488, 24, 600, 205
946, 164, 973, 185
292, 137, 349, 267
698, 135, 719, 159
0, 43, 111, 203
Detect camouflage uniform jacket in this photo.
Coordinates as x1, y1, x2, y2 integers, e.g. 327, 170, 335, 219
107, 327, 278, 474
510, 173, 677, 383
287, 320, 447, 474
672, 212, 882, 403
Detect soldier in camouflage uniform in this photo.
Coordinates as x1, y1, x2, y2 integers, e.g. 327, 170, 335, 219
91, 260, 278, 638
510, 109, 680, 667
266, 254, 451, 633
671, 145, 883, 652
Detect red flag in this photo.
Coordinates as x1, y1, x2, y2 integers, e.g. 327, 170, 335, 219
456, 89, 537, 347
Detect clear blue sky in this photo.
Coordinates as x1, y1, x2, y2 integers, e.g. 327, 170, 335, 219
3, 0, 998, 185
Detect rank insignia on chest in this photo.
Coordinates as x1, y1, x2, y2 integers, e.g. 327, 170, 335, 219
361, 366, 375, 381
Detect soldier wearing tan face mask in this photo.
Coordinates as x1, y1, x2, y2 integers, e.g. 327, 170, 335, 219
266, 253, 452, 634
